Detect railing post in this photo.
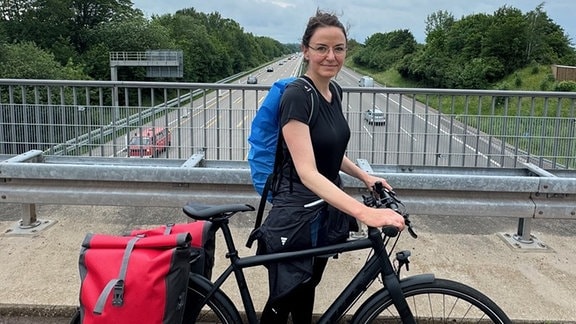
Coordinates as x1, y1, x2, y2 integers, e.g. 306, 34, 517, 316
3, 203, 57, 235
499, 217, 548, 251
2, 151, 57, 235
19, 203, 39, 228
514, 217, 534, 244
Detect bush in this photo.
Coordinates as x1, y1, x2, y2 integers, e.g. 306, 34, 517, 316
494, 82, 511, 107
514, 74, 522, 87
554, 81, 576, 92
540, 79, 551, 91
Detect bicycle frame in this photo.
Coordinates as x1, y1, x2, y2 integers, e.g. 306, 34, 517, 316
70, 187, 510, 324
202, 216, 433, 324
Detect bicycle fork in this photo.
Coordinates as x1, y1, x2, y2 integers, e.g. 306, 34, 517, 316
318, 230, 418, 324
369, 228, 416, 324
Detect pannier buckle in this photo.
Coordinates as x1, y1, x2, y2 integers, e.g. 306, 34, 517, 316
112, 280, 125, 306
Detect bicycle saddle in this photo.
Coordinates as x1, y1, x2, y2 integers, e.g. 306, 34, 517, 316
183, 202, 255, 221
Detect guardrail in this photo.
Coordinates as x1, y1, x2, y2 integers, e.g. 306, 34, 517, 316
2, 150, 575, 250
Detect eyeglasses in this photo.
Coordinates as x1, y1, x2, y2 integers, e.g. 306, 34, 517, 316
308, 45, 347, 56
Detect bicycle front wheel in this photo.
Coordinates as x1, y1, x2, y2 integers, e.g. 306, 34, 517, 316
352, 278, 511, 323
182, 273, 243, 324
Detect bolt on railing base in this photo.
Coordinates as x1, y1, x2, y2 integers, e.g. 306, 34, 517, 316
498, 232, 551, 252
497, 217, 551, 252
2, 204, 57, 236
4, 219, 57, 236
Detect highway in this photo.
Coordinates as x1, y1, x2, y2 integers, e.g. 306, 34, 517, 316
104, 55, 522, 169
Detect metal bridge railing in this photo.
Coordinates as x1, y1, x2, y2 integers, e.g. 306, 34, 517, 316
1, 79, 575, 170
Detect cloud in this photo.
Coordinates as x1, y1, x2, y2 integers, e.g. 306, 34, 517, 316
132, 0, 576, 44
264, 0, 296, 9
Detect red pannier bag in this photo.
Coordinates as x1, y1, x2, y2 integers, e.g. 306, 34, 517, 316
79, 232, 192, 324
130, 221, 216, 280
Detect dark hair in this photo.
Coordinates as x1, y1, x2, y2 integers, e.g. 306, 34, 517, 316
301, 9, 347, 47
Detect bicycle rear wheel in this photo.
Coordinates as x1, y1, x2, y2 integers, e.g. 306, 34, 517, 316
69, 310, 79, 324
182, 273, 243, 324
352, 278, 511, 323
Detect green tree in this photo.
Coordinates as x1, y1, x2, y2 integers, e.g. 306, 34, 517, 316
1, 0, 143, 65
353, 30, 417, 71
396, 4, 576, 89
424, 10, 455, 50
0, 20, 7, 45
68, 0, 143, 53
256, 36, 286, 58
0, 42, 87, 79
151, 10, 232, 82
481, 6, 528, 73
0, 41, 91, 154
1, 2, 294, 82
0, 0, 35, 38
395, 10, 456, 87
149, 8, 290, 82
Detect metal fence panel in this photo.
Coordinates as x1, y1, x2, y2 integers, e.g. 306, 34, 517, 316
1, 79, 575, 169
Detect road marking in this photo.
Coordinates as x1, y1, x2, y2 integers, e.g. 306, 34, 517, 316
380, 93, 501, 167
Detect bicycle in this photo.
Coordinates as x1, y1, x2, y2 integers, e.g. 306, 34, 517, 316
71, 182, 512, 323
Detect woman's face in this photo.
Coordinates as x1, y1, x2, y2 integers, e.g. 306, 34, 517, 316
303, 26, 347, 80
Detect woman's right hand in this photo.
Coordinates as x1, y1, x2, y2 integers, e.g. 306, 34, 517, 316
360, 206, 405, 231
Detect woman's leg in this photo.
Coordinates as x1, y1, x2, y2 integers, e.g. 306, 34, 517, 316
260, 299, 290, 324
286, 257, 329, 323
260, 257, 329, 324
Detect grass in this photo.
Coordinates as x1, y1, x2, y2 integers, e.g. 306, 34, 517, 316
345, 62, 420, 88
345, 60, 561, 91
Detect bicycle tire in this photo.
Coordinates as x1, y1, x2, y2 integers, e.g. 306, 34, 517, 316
351, 278, 511, 323
69, 309, 79, 324
182, 273, 243, 324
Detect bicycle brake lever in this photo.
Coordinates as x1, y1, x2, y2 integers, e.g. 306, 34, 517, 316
370, 182, 418, 239
404, 216, 418, 239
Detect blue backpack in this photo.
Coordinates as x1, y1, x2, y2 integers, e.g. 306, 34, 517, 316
247, 77, 319, 231
247, 76, 319, 199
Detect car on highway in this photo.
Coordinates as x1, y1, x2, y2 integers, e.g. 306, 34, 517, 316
266, 66, 274, 72
247, 76, 258, 84
358, 76, 374, 87
364, 108, 386, 125
128, 127, 171, 158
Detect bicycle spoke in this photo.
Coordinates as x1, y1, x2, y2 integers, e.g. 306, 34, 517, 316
353, 279, 510, 323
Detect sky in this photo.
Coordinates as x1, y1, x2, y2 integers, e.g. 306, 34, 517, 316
130, 0, 575, 45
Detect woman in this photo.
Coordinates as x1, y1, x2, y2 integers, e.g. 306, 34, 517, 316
258, 9, 406, 324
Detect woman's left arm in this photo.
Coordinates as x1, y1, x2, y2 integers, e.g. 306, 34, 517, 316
340, 156, 393, 191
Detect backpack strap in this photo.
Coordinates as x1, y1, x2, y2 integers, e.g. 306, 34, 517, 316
330, 79, 342, 104
249, 77, 320, 244
93, 236, 140, 314
279, 78, 319, 194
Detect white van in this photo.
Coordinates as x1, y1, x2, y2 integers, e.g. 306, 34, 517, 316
358, 76, 374, 87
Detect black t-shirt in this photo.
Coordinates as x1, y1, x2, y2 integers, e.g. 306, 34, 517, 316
275, 76, 350, 200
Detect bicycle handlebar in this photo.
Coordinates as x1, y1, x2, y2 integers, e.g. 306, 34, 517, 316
302, 181, 417, 238
363, 181, 417, 239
